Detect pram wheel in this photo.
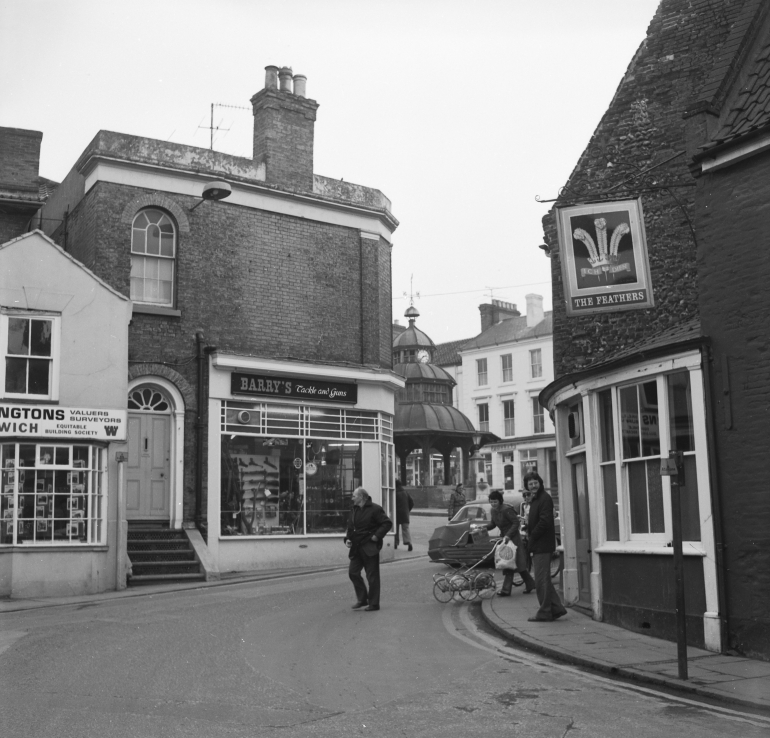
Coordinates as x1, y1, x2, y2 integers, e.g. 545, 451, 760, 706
433, 578, 454, 603
474, 571, 496, 599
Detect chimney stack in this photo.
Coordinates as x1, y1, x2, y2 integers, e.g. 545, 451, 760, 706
251, 65, 319, 191
479, 299, 520, 332
525, 294, 544, 327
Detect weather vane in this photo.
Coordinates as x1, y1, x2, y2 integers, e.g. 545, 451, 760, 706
403, 274, 420, 307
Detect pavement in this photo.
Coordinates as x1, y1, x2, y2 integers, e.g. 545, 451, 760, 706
1, 513, 768, 715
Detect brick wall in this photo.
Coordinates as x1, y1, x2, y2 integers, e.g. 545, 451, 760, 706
53, 181, 390, 370
251, 89, 318, 191
0, 127, 42, 188
695, 149, 770, 659
543, 0, 741, 379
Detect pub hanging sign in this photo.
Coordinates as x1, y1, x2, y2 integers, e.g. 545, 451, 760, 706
231, 372, 358, 404
556, 198, 654, 316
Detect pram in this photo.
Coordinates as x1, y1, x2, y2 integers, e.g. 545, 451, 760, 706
431, 536, 506, 603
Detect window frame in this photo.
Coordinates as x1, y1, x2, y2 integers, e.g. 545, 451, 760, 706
0, 313, 61, 401
530, 348, 543, 379
1, 442, 106, 546
130, 209, 177, 308
593, 368, 703, 548
532, 397, 545, 434
476, 358, 488, 386
477, 402, 489, 432
502, 398, 515, 437
501, 353, 513, 383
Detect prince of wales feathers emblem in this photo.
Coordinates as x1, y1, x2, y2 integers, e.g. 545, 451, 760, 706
573, 217, 632, 281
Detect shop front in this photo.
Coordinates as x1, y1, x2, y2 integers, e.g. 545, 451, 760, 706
541, 341, 722, 651
207, 354, 403, 573
0, 230, 131, 598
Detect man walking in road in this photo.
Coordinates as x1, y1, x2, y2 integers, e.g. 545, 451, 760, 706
524, 472, 568, 622
345, 487, 392, 611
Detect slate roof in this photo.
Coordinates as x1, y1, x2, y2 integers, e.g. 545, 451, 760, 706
460, 313, 553, 352
433, 338, 472, 367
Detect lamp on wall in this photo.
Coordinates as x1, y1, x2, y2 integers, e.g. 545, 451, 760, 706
190, 181, 232, 211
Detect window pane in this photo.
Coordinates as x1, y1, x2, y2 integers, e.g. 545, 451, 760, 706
146, 209, 162, 224
628, 460, 649, 533
131, 255, 144, 277
145, 256, 159, 279
7, 318, 28, 355
145, 280, 160, 302
131, 228, 145, 254
160, 233, 174, 257
602, 464, 619, 540
160, 281, 173, 303
598, 389, 615, 462
646, 459, 664, 532
620, 386, 640, 458
30, 320, 52, 357
640, 382, 660, 457
158, 259, 173, 279
27, 359, 50, 394
130, 277, 144, 302
680, 454, 701, 541
667, 372, 694, 453
147, 225, 160, 255
5, 358, 26, 393
134, 212, 149, 228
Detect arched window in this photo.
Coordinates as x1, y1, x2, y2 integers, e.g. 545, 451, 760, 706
131, 209, 176, 306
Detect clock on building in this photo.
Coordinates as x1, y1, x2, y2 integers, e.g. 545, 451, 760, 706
417, 349, 430, 363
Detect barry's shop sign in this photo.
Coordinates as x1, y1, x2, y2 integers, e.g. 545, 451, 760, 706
231, 372, 358, 404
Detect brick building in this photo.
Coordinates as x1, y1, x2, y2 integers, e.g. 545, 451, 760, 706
540, 0, 770, 659
39, 66, 401, 582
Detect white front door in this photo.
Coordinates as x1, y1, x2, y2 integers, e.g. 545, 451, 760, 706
127, 412, 171, 520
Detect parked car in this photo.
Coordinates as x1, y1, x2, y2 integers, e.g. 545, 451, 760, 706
428, 498, 562, 574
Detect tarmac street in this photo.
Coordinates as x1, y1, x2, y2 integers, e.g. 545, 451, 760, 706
1, 543, 769, 738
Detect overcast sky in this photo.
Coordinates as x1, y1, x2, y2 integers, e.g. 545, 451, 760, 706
1, 0, 661, 345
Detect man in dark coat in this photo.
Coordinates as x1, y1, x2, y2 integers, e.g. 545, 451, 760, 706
525, 472, 567, 621
483, 489, 535, 596
394, 480, 414, 551
344, 487, 392, 611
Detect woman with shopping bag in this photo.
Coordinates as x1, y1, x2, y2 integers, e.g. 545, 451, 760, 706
483, 489, 535, 596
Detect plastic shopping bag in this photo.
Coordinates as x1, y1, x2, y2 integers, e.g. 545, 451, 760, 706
494, 539, 518, 571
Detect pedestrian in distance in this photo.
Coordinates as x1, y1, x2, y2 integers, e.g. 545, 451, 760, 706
344, 487, 392, 611
394, 480, 414, 551
483, 489, 535, 596
447, 483, 466, 520
524, 472, 568, 622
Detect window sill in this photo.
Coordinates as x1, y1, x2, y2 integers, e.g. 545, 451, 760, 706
132, 304, 182, 318
0, 545, 109, 552
596, 543, 706, 556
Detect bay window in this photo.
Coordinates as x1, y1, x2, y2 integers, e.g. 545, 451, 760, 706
598, 370, 701, 545
1, 443, 105, 545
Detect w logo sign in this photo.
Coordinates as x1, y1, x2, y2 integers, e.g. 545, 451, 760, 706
104, 425, 119, 437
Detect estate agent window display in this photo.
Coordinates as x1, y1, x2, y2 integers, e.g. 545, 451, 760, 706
220, 401, 394, 538
1, 442, 106, 545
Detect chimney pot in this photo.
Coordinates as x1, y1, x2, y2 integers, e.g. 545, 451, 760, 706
279, 67, 293, 92
293, 74, 307, 98
264, 65, 279, 89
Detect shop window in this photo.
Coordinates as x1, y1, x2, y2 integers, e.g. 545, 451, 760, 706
1, 315, 59, 400
131, 209, 176, 306
503, 399, 515, 437
530, 348, 543, 379
0, 443, 105, 545
504, 464, 514, 490
532, 398, 545, 434
520, 449, 538, 482
476, 358, 488, 386
478, 403, 489, 432
597, 372, 700, 544
501, 354, 513, 382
